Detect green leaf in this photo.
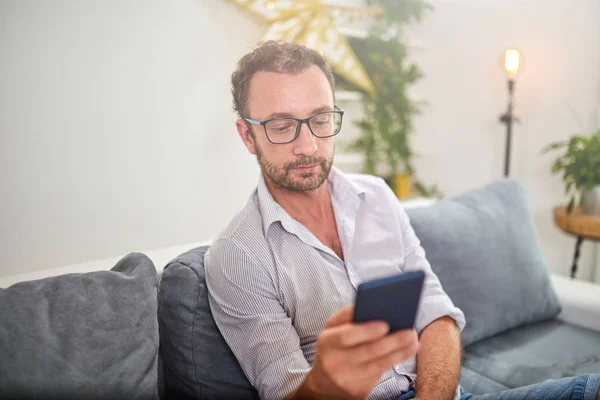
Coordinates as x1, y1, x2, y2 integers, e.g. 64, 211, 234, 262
565, 180, 574, 194
543, 130, 600, 194
567, 197, 575, 213
541, 141, 567, 154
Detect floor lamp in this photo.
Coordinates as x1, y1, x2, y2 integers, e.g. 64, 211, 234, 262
499, 49, 521, 177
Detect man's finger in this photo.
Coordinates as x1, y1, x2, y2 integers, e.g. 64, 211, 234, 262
352, 329, 418, 364
324, 305, 354, 328
322, 321, 390, 349
362, 341, 419, 380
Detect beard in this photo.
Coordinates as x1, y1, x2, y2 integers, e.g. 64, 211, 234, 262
254, 143, 334, 193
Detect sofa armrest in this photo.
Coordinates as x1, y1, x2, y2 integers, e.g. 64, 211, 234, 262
550, 273, 600, 333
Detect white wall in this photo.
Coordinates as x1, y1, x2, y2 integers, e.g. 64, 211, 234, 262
406, 0, 600, 280
0, 0, 262, 276
1, 0, 599, 281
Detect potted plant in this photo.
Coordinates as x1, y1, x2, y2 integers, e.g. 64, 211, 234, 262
542, 130, 600, 214
344, 0, 441, 199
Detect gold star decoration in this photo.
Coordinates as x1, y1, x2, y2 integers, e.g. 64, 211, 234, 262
225, 0, 381, 96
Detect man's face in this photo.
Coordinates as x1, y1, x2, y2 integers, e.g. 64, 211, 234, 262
237, 65, 336, 193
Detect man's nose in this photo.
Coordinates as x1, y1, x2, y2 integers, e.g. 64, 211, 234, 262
293, 121, 317, 156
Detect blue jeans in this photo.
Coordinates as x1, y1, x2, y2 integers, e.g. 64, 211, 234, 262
395, 374, 600, 400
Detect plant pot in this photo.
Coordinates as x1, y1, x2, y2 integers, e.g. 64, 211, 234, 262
393, 173, 411, 200
582, 186, 600, 215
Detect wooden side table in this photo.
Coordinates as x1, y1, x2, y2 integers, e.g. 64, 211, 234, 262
553, 206, 600, 278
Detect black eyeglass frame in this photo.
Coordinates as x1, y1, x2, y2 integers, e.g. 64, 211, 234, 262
243, 106, 344, 145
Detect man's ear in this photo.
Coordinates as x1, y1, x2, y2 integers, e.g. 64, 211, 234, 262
236, 119, 257, 155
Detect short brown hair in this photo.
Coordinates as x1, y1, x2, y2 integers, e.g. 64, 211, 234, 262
231, 40, 335, 118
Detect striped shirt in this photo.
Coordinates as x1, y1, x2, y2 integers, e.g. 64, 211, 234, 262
205, 167, 466, 400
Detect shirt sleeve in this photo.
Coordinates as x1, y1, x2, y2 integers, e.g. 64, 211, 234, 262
204, 238, 310, 400
386, 185, 466, 334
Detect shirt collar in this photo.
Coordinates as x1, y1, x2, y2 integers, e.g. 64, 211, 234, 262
257, 173, 285, 236
256, 166, 366, 237
328, 166, 366, 201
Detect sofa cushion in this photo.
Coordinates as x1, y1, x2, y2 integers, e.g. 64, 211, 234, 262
460, 366, 510, 395
405, 178, 561, 346
158, 246, 258, 400
461, 319, 600, 394
0, 253, 159, 400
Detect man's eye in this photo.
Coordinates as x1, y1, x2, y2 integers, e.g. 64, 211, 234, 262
270, 124, 294, 132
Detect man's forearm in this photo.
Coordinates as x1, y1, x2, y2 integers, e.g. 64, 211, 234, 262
414, 316, 462, 400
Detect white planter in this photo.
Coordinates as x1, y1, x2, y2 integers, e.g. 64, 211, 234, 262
582, 186, 600, 215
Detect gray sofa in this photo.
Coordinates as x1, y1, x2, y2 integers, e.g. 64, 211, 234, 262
2, 178, 599, 400
157, 179, 600, 399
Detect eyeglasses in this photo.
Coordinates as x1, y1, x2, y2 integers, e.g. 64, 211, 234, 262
244, 106, 344, 144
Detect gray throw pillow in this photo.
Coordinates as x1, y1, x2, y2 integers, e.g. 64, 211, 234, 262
158, 246, 258, 400
405, 178, 561, 346
0, 253, 160, 400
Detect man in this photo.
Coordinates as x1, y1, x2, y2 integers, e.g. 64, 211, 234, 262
205, 41, 600, 400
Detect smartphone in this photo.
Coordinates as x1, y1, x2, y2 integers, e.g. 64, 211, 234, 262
353, 270, 425, 332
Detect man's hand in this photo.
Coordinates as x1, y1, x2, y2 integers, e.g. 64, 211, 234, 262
290, 305, 419, 400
